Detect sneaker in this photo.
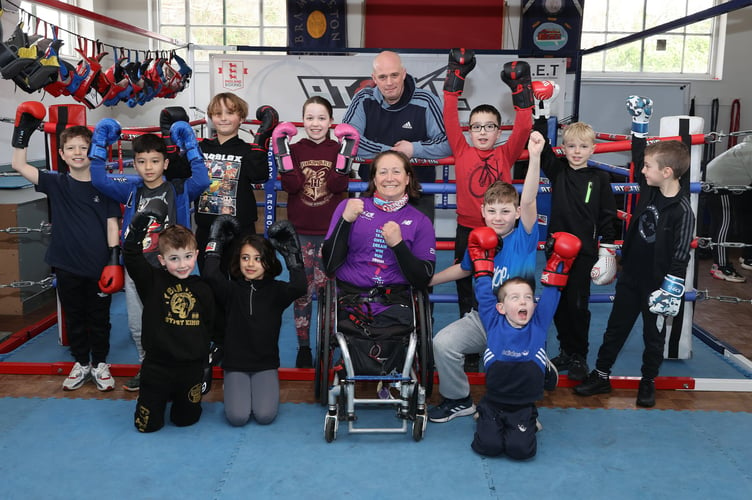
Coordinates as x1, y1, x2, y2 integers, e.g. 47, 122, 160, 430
544, 357, 558, 391
123, 370, 141, 392
295, 346, 313, 369
550, 351, 572, 371
573, 370, 612, 396
567, 353, 590, 382
62, 362, 91, 391
428, 396, 476, 423
739, 257, 752, 271
710, 264, 746, 283
636, 378, 656, 407
91, 362, 115, 391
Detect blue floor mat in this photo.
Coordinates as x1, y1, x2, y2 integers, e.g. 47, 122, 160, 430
0, 397, 749, 499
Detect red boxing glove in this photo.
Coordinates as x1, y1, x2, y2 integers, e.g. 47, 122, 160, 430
98, 246, 124, 294
540, 232, 581, 288
12, 101, 46, 149
468, 226, 499, 279
333, 123, 360, 175
532, 80, 560, 120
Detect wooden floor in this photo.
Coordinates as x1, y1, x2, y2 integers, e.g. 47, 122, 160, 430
2, 253, 752, 412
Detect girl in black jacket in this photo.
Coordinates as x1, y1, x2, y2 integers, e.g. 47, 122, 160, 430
204, 217, 306, 426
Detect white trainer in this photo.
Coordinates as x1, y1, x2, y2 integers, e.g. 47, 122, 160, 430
91, 362, 116, 391
62, 362, 91, 391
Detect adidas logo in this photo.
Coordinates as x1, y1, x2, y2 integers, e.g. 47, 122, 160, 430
402, 121, 413, 130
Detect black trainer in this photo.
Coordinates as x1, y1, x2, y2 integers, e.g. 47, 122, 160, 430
550, 351, 572, 371
567, 353, 589, 381
573, 370, 612, 396
296, 347, 313, 369
636, 378, 656, 407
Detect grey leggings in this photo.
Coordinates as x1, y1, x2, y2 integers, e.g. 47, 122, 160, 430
223, 369, 279, 426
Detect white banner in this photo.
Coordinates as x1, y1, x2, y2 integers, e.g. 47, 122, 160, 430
209, 53, 567, 125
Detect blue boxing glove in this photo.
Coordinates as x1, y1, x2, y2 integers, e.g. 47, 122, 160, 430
626, 95, 653, 138
648, 274, 685, 317
170, 121, 202, 164
89, 118, 121, 161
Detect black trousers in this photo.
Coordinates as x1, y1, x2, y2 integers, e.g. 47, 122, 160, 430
471, 398, 538, 460
135, 359, 204, 433
454, 224, 475, 317
707, 190, 752, 265
55, 268, 112, 366
595, 277, 667, 379
553, 253, 597, 357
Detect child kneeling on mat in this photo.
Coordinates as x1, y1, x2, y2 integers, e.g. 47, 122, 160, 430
123, 214, 215, 433
202, 216, 306, 427
469, 227, 581, 460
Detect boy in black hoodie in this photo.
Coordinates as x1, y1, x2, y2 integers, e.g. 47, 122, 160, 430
123, 214, 215, 432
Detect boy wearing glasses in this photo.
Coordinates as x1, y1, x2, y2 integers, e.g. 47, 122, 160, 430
442, 49, 533, 318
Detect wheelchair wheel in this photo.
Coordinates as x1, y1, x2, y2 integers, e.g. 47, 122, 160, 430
412, 412, 427, 442
324, 414, 337, 443
314, 280, 334, 405
416, 291, 434, 398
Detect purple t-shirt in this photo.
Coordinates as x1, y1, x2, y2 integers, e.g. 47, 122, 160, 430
325, 197, 436, 288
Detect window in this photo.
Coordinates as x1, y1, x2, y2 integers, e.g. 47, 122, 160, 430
19, 0, 89, 58
158, 0, 287, 62
581, 0, 722, 77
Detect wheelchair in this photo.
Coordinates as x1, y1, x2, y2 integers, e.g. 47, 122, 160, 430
314, 278, 433, 442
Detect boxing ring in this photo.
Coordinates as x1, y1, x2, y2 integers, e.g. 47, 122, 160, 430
2, 108, 752, 392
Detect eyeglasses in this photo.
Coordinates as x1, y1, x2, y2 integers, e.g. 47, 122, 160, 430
469, 123, 499, 133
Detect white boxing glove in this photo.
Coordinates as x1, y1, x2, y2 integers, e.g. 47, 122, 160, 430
590, 243, 618, 285
626, 95, 653, 138
648, 274, 685, 317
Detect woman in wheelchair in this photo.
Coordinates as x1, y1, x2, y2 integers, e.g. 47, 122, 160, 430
322, 150, 436, 333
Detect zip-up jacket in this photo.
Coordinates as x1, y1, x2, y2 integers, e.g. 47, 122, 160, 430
203, 252, 306, 372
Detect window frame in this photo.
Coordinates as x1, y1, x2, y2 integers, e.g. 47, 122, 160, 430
157, 0, 287, 63
580, 0, 726, 81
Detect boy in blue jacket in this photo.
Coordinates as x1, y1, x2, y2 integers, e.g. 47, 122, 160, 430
91, 119, 210, 390
468, 227, 580, 460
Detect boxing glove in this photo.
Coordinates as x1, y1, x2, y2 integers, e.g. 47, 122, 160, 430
255, 105, 280, 151
540, 232, 582, 288
648, 274, 685, 317
590, 243, 618, 286
201, 343, 224, 395
468, 226, 499, 279
124, 210, 164, 249
272, 122, 298, 174
626, 95, 653, 138
98, 246, 124, 294
268, 219, 303, 271
500, 60, 534, 111
531, 80, 560, 120
12, 101, 46, 149
333, 123, 360, 175
89, 118, 121, 162
160, 106, 190, 152
443, 48, 476, 94
170, 121, 202, 164
205, 214, 241, 257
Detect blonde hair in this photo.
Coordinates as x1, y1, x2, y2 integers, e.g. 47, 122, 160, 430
562, 122, 595, 145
